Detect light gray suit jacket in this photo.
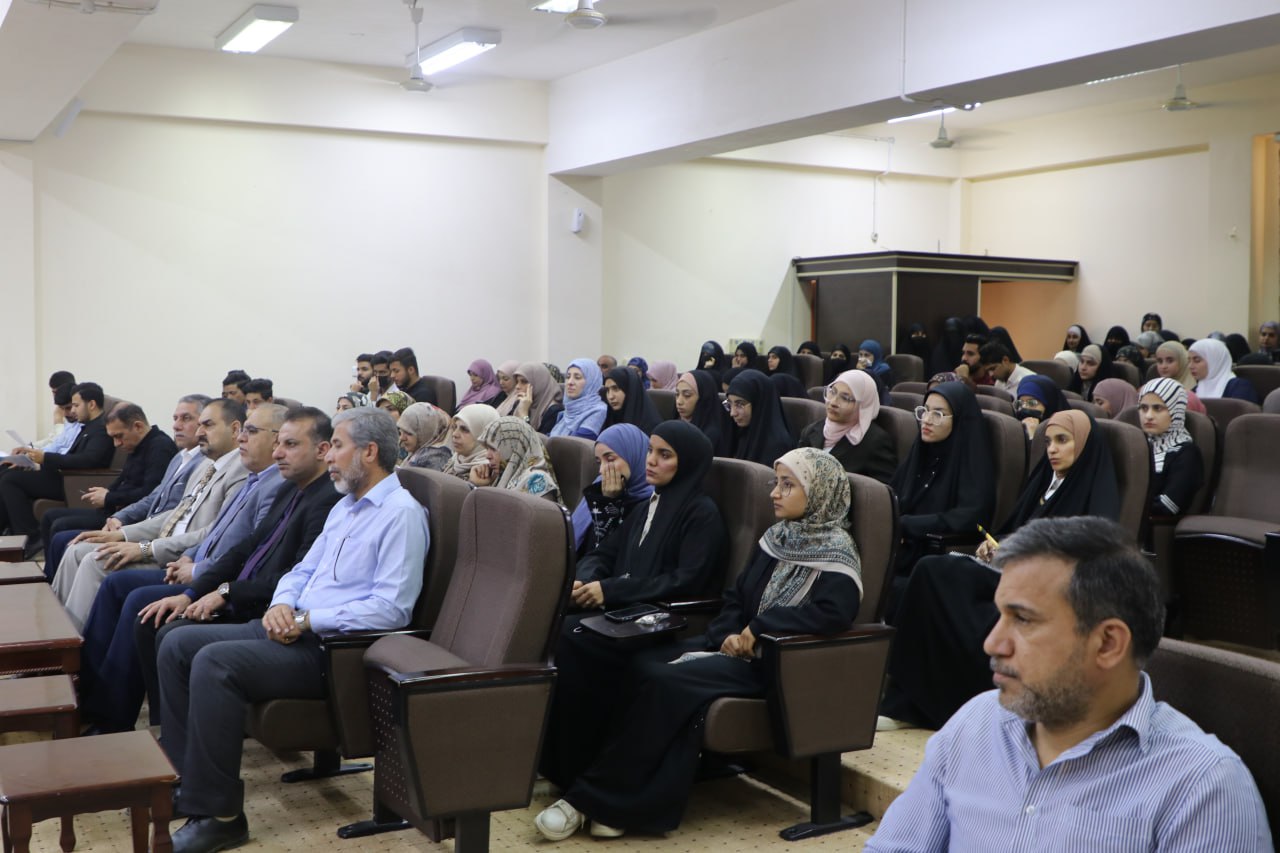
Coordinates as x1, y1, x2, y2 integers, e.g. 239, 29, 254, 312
122, 453, 250, 565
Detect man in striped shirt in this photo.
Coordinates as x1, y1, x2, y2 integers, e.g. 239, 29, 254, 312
868, 516, 1271, 852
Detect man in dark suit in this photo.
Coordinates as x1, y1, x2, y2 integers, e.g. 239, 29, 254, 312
0, 381, 114, 548
76, 407, 341, 734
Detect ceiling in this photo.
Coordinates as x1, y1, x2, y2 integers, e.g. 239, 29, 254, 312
127, 0, 796, 82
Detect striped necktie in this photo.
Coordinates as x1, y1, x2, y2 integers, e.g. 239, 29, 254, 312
158, 462, 218, 539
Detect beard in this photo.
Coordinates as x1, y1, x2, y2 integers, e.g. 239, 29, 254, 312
990, 646, 1091, 728
329, 457, 366, 496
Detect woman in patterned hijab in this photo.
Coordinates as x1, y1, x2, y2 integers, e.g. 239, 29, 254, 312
474, 416, 561, 503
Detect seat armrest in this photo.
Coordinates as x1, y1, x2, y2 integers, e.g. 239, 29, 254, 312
924, 531, 981, 555
757, 623, 895, 758
380, 663, 556, 691
318, 627, 431, 650
657, 597, 723, 615
60, 470, 120, 509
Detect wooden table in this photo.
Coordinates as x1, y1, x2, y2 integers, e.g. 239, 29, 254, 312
0, 675, 78, 740
0, 563, 45, 586
0, 730, 177, 853
0, 535, 25, 563
0, 584, 81, 676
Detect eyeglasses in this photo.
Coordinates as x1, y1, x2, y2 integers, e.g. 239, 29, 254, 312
824, 385, 856, 405
914, 406, 953, 425
242, 425, 279, 437
766, 477, 794, 497
722, 399, 750, 413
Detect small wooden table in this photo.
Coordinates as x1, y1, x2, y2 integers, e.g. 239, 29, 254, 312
0, 730, 177, 853
0, 535, 25, 563
0, 675, 78, 740
0, 584, 81, 676
0, 563, 45, 586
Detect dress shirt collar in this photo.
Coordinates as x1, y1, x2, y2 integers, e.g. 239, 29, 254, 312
341, 470, 401, 511
203, 448, 238, 475
1001, 672, 1154, 768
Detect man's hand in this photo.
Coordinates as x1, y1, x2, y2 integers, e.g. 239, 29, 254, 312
263, 604, 301, 645
570, 581, 605, 609
720, 626, 757, 659
103, 518, 123, 532
164, 555, 195, 585
93, 541, 143, 571
75, 529, 123, 545
184, 591, 227, 622
82, 486, 109, 509
17, 447, 44, 465
138, 593, 194, 628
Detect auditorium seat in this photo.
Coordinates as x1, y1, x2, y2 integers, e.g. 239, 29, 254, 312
888, 390, 922, 414
1235, 364, 1280, 401
793, 353, 825, 389
973, 385, 1010, 400
545, 435, 598, 511
1110, 361, 1141, 389
1266, 388, 1280, 414
1067, 398, 1107, 419
779, 397, 827, 442
974, 394, 1014, 418
647, 388, 676, 422
1201, 397, 1261, 434
243, 467, 471, 783
700, 472, 897, 839
422, 376, 457, 414
884, 353, 924, 385
1020, 360, 1071, 389
892, 381, 927, 396
32, 446, 128, 522
806, 386, 825, 403
1173, 414, 1280, 648
927, 410, 1026, 554
874, 407, 918, 463
1146, 638, 1280, 829
352, 487, 574, 848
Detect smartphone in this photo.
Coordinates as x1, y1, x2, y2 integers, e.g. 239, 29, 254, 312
351, 364, 359, 378
604, 603, 661, 623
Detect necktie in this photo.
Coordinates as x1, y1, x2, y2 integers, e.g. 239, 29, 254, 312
158, 462, 217, 539
236, 489, 304, 581
192, 472, 260, 562
149, 453, 195, 516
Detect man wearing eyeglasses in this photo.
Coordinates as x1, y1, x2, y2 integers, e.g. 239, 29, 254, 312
158, 407, 428, 853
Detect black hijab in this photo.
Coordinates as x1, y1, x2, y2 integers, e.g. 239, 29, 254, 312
1103, 326, 1131, 360
824, 344, 853, 384
1002, 410, 1120, 533
1014, 375, 1069, 420
1224, 334, 1251, 364
770, 372, 808, 400
767, 345, 800, 379
682, 369, 730, 454
930, 317, 967, 376
797, 340, 822, 357
720, 365, 746, 392
725, 369, 794, 466
601, 367, 663, 434
734, 342, 762, 371
1062, 324, 1093, 353
899, 323, 932, 363
696, 340, 728, 376
891, 381, 995, 528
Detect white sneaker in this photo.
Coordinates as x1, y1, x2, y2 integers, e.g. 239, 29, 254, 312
590, 821, 625, 838
535, 799, 584, 841
876, 715, 918, 732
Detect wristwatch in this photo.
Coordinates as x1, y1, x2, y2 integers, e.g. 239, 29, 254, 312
217, 582, 231, 599
294, 610, 309, 630
139, 540, 152, 561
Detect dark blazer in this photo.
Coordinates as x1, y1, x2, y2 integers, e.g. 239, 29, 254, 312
104, 426, 177, 512
798, 420, 898, 484
42, 414, 114, 474
187, 474, 341, 618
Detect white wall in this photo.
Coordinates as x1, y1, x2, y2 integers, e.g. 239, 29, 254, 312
600, 158, 954, 365
15, 110, 547, 431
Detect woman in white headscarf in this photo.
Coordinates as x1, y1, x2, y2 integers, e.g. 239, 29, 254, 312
1188, 339, 1259, 402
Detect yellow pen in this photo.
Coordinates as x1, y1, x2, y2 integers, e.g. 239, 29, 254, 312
977, 523, 999, 549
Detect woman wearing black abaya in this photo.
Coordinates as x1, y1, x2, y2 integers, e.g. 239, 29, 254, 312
929, 317, 967, 376
674, 370, 730, 455
890, 381, 995, 575
823, 343, 853, 384
880, 409, 1120, 730
765, 345, 801, 380
1067, 343, 1113, 401
731, 341, 764, 372
724, 369, 795, 465
769, 371, 808, 400
600, 367, 663, 434
1103, 325, 1131, 360
538, 421, 726, 794
536, 448, 861, 839
693, 340, 728, 380
898, 323, 932, 364
1062, 324, 1092, 354
988, 326, 1023, 363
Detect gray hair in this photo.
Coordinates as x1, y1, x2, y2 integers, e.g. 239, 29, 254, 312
254, 403, 288, 430
992, 516, 1165, 666
332, 407, 399, 473
178, 393, 214, 410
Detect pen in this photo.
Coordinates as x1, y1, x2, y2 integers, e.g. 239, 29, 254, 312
977, 523, 999, 549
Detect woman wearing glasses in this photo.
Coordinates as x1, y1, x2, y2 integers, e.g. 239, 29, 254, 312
536, 448, 860, 840
798, 370, 897, 482
880, 409, 1120, 730
890, 381, 995, 576
723, 369, 794, 466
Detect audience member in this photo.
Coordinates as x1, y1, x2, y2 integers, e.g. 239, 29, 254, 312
693, 341, 728, 379
1224, 332, 1251, 364
1136, 330, 1163, 357
1258, 320, 1279, 360
368, 351, 392, 399
647, 360, 679, 391
769, 370, 808, 400
955, 333, 993, 385
1014, 375, 1070, 441
1061, 324, 1091, 353
442, 403, 498, 480
798, 370, 897, 482
1188, 338, 1259, 402
723, 369, 793, 466
159, 407, 428, 853
823, 343, 853, 384
1139, 378, 1203, 518
796, 340, 821, 357
374, 389, 413, 424
1102, 325, 1131, 360
1091, 377, 1137, 417
241, 378, 274, 410
389, 346, 438, 406
221, 371, 250, 404
929, 317, 967, 376
335, 392, 367, 412
731, 341, 762, 371
987, 326, 1022, 363
456, 358, 502, 410
492, 359, 520, 414
765, 345, 800, 380
1068, 343, 1111, 400
1053, 349, 1079, 372
601, 366, 663, 434
1141, 312, 1163, 332
396, 403, 453, 471
626, 356, 651, 389
1153, 340, 1206, 413
978, 341, 1033, 397
868, 517, 1271, 852
569, 423, 653, 556
511, 361, 563, 434
350, 353, 374, 394
596, 354, 618, 374
673, 370, 728, 454
550, 358, 608, 439
471, 416, 561, 502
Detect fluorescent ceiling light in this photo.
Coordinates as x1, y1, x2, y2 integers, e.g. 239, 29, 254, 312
407, 27, 501, 76
531, 0, 579, 11
1084, 66, 1172, 86
887, 107, 954, 124
216, 4, 298, 54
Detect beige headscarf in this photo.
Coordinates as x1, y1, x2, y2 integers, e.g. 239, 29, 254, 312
478, 416, 560, 502
397, 403, 452, 468
511, 362, 558, 432
444, 404, 500, 479
1155, 341, 1194, 390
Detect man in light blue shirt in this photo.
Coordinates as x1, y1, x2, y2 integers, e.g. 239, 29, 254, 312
157, 407, 428, 853
868, 517, 1271, 853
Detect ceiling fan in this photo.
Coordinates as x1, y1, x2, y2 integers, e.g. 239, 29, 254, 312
1161, 65, 1203, 112
929, 112, 955, 149
401, 0, 433, 93
532, 0, 609, 30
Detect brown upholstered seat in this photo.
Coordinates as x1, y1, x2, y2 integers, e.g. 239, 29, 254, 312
1067, 398, 1107, 419
1145, 638, 1280, 828
1201, 397, 1261, 434
875, 406, 918, 462
1110, 360, 1141, 388
1021, 360, 1072, 389
32, 446, 128, 522
701, 473, 897, 839
779, 397, 826, 441
1173, 414, 1280, 648
646, 388, 677, 421
793, 353, 825, 389
347, 487, 574, 849
1264, 388, 1280, 414
892, 381, 927, 396
884, 353, 924, 384
243, 467, 472, 780
888, 390, 923, 414
544, 435, 598, 511
422, 375, 457, 414
1234, 364, 1280, 402
974, 394, 1014, 417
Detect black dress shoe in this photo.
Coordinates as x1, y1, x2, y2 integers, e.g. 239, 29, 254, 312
172, 814, 248, 853
171, 786, 194, 820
